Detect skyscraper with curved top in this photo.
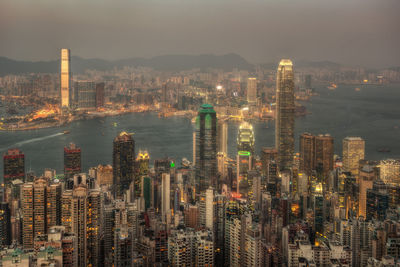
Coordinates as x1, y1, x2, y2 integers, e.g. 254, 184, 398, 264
275, 59, 295, 170
195, 104, 217, 193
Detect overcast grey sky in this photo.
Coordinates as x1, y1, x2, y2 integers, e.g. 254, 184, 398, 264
1, 0, 399, 67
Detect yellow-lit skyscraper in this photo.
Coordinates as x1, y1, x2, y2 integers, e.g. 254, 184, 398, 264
60, 48, 71, 108
247, 77, 257, 105
342, 137, 365, 178
275, 59, 295, 170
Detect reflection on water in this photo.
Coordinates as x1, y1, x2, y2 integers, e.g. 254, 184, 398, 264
0, 84, 399, 176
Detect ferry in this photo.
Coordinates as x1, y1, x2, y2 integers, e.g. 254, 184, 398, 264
355, 87, 361, 92
63, 130, 70, 134
327, 83, 337, 90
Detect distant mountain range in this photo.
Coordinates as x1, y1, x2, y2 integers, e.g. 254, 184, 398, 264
0, 53, 252, 76
0, 53, 352, 76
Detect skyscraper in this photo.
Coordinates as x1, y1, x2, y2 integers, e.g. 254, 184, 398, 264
195, 104, 217, 193
95, 82, 105, 108
60, 48, 71, 108
21, 177, 62, 249
275, 59, 295, 170
217, 119, 228, 156
3, 148, 25, 185
161, 173, 170, 223
247, 77, 257, 105
299, 133, 334, 177
75, 81, 97, 109
343, 137, 365, 178
64, 143, 81, 179
113, 132, 135, 198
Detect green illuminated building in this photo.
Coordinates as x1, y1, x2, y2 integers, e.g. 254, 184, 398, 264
195, 104, 217, 193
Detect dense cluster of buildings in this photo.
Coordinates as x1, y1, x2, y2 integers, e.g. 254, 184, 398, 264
0, 57, 399, 267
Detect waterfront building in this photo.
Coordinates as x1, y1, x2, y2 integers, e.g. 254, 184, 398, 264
113, 132, 135, 198
378, 159, 400, 185
275, 59, 295, 170
195, 104, 217, 193
64, 143, 81, 179
299, 133, 334, 177
247, 77, 257, 105
60, 48, 71, 108
75, 81, 97, 109
3, 148, 25, 185
95, 82, 105, 108
342, 137, 365, 179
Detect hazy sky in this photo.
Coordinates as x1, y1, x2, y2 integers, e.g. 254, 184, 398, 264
1, 0, 399, 67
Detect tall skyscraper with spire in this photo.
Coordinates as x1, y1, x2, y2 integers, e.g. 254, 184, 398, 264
60, 48, 71, 108
195, 104, 217, 193
275, 59, 295, 170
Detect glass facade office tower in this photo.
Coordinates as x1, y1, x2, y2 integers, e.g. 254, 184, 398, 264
195, 104, 217, 193
75, 81, 96, 109
60, 49, 71, 108
247, 77, 257, 105
275, 59, 295, 170
113, 132, 135, 198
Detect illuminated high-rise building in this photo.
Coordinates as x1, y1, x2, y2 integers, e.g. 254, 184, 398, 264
343, 137, 365, 178
64, 143, 81, 179
195, 104, 217, 193
21, 177, 62, 249
275, 59, 295, 170
217, 119, 228, 156
60, 48, 71, 108
3, 148, 25, 185
236, 122, 255, 194
161, 173, 170, 223
61, 176, 101, 267
136, 149, 150, 177
247, 77, 257, 105
113, 132, 135, 198
378, 159, 400, 185
238, 121, 255, 155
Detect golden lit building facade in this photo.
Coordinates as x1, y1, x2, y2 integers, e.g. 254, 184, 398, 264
60, 48, 71, 108
342, 137, 365, 178
275, 59, 295, 170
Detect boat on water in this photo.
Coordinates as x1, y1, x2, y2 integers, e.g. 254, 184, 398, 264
355, 87, 361, 92
327, 83, 337, 90
63, 130, 70, 134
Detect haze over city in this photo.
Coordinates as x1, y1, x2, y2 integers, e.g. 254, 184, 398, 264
0, 0, 400, 267
1, 0, 400, 67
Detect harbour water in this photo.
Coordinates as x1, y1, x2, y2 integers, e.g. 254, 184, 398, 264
0, 84, 399, 176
